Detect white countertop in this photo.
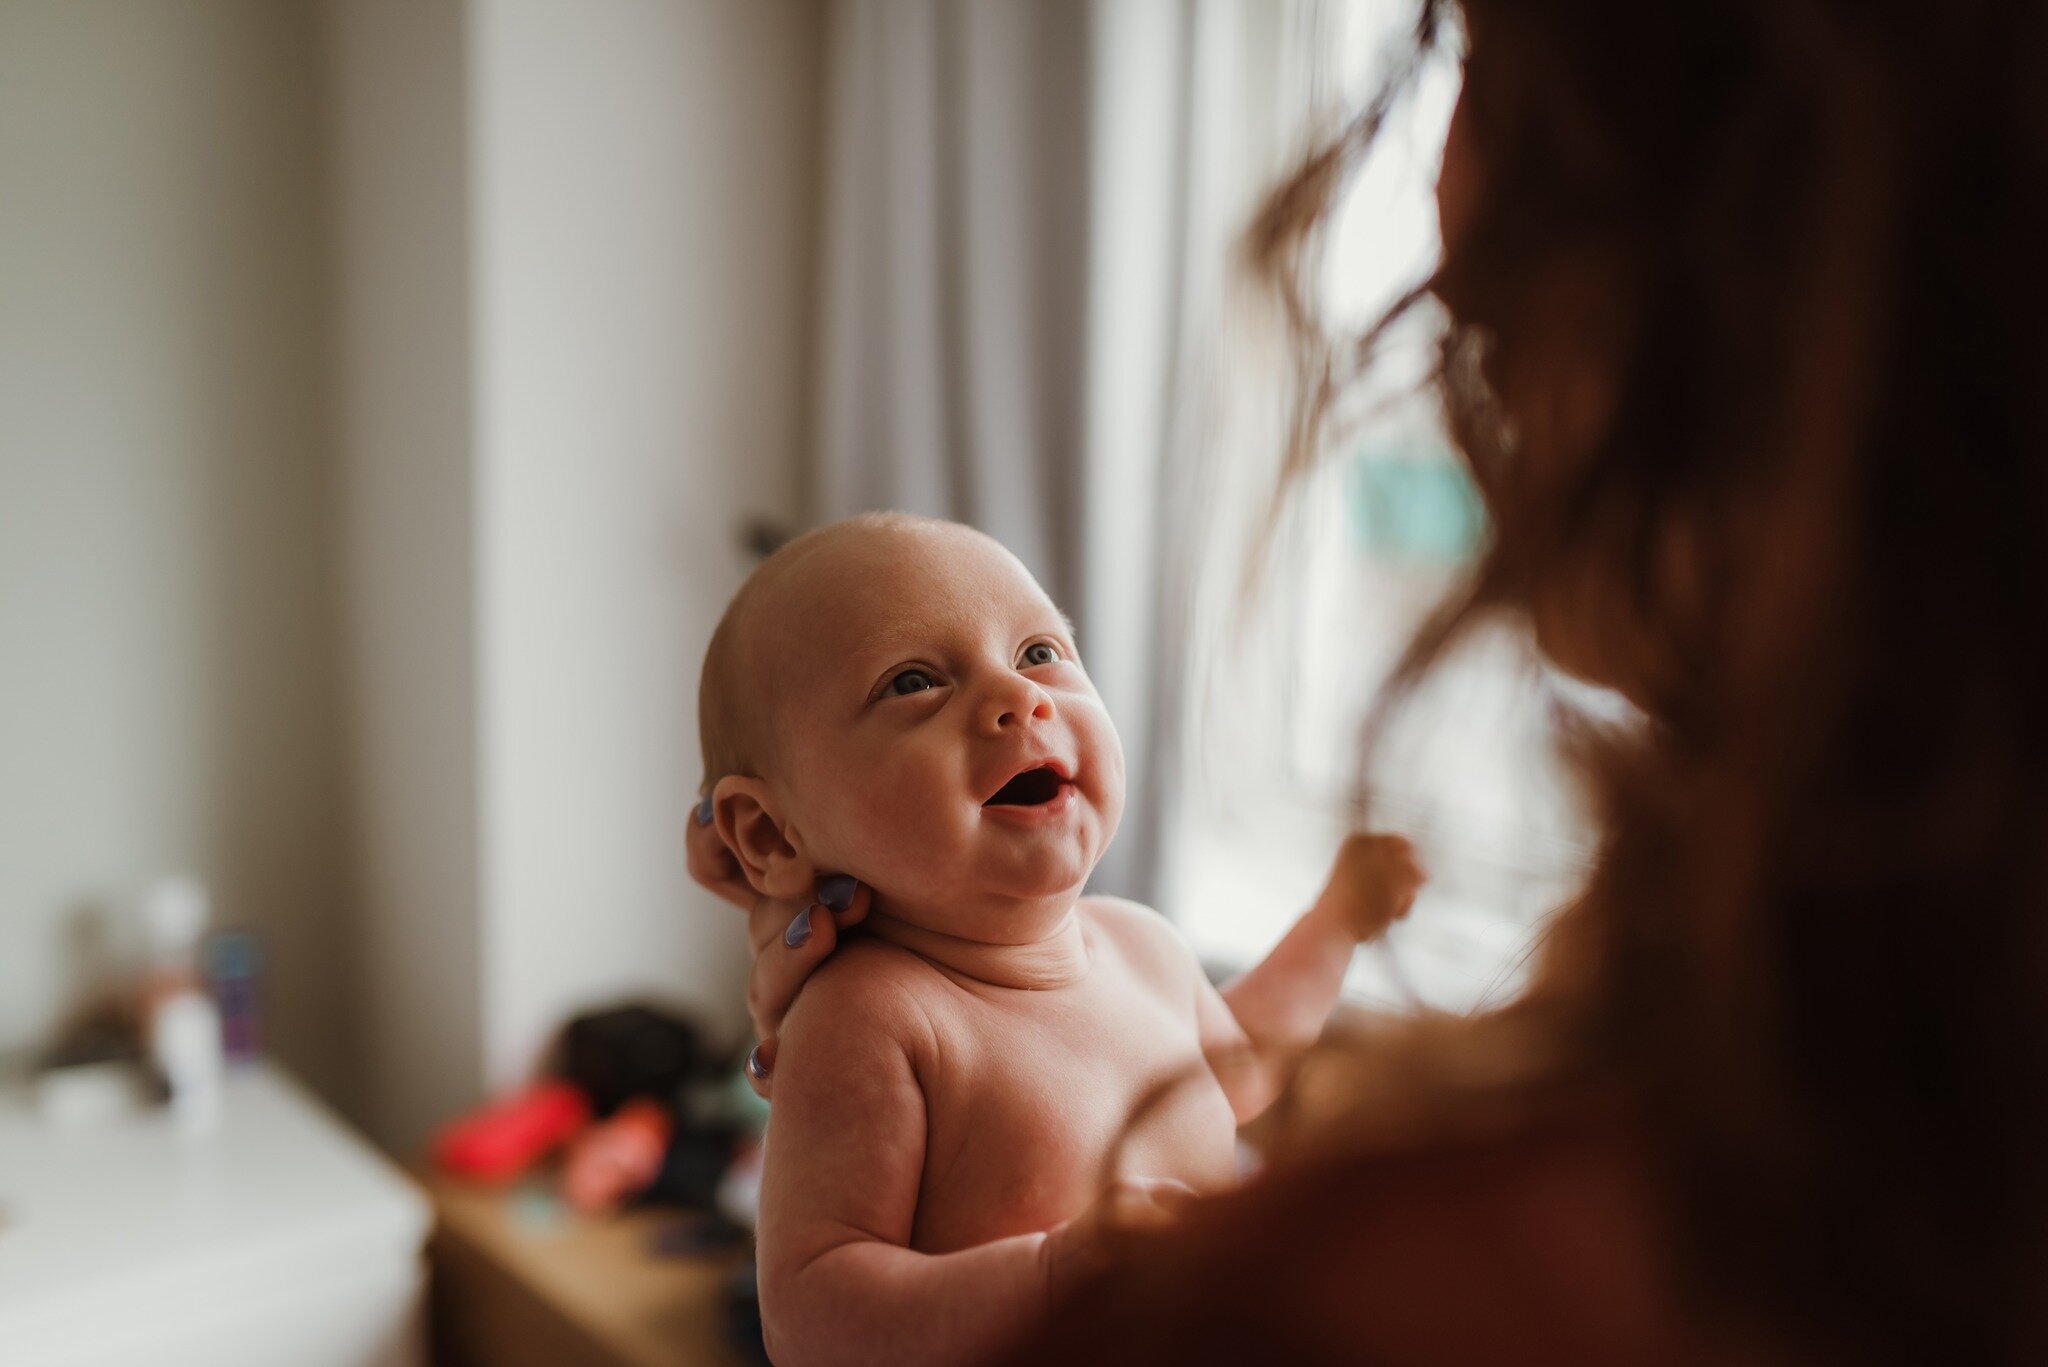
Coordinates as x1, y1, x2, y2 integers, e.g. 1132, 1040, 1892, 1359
0, 1061, 430, 1366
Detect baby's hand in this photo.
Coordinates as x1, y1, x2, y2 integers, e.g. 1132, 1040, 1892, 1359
1312, 832, 1424, 944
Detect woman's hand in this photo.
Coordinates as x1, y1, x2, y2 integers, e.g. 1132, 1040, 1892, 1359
688, 798, 871, 1098
1043, 1176, 1201, 1300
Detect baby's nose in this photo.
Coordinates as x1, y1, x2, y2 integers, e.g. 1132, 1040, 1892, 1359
982, 675, 1054, 733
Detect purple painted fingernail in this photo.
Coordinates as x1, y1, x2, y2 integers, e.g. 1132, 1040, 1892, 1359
817, 874, 858, 911
745, 1044, 770, 1080
694, 795, 714, 826
783, 905, 815, 949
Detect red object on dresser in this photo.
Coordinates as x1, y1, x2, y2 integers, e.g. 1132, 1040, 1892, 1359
431, 1080, 592, 1183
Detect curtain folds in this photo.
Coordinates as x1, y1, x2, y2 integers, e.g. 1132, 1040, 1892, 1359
811, 0, 1315, 906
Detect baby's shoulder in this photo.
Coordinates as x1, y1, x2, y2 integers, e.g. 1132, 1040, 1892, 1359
780, 936, 940, 1052
1079, 894, 1205, 985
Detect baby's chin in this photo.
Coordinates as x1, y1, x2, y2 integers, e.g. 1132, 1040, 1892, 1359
894, 894, 1087, 946
874, 857, 1095, 936
976, 832, 1101, 895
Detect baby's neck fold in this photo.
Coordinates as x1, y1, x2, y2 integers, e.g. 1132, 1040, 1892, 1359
864, 901, 1093, 991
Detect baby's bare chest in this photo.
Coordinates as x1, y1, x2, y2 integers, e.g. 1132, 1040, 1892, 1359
906, 961, 1240, 1252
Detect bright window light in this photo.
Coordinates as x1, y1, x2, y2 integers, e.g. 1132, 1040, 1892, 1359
1167, 0, 1609, 1015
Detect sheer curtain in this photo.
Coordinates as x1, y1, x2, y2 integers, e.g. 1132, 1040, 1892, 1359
810, 0, 1320, 904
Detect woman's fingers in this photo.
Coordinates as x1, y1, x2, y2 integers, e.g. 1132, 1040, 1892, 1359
740, 875, 872, 1070
1046, 1176, 1201, 1297
816, 873, 873, 928
737, 889, 872, 1098
1099, 1175, 1201, 1234
746, 898, 839, 1040
694, 784, 873, 1102
743, 1037, 777, 1100
686, 802, 753, 911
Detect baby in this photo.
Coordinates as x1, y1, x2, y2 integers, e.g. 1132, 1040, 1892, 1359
698, 513, 1418, 1366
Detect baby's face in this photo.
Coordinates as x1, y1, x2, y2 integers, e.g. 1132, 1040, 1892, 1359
760, 525, 1124, 942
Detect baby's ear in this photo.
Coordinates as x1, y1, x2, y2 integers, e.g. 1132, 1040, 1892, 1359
712, 776, 815, 900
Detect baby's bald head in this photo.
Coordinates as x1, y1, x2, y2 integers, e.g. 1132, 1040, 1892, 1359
697, 512, 1118, 920
697, 512, 1021, 792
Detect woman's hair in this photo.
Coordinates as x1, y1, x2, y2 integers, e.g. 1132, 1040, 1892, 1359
1250, 0, 2048, 1360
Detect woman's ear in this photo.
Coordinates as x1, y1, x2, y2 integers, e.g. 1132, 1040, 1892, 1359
713, 776, 815, 899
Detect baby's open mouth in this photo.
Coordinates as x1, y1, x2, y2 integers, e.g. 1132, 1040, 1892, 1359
983, 765, 1066, 807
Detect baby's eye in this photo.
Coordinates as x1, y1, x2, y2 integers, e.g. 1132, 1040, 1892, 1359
888, 668, 938, 696
1020, 642, 1061, 667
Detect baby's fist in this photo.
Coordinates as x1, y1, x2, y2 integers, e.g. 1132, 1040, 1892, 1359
1314, 832, 1424, 943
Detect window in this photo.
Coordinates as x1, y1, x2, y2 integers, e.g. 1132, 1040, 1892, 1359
1164, 0, 1602, 1014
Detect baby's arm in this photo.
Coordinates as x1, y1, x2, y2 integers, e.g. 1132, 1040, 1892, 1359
1196, 833, 1423, 1123
757, 956, 1084, 1366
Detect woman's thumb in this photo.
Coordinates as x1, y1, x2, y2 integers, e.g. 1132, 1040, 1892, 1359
1103, 1175, 1201, 1233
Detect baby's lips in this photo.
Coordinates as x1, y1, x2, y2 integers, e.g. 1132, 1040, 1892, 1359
977, 753, 1077, 804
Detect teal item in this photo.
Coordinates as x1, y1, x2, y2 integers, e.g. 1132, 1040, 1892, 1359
508, 1180, 567, 1234
729, 1060, 772, 1134
1347, 442, 1486, 566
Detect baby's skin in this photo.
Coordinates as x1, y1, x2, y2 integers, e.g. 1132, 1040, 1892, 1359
699, 514, 1419, 1366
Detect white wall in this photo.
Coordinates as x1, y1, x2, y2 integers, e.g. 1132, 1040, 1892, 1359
325, 0, 487, 1152
0, 1, 352, 1103
471, 0, 821, 1088
326, 0, 823, 1145
0, 0, 820, 1152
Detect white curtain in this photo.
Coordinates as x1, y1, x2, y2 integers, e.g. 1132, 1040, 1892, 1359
811, 0, 1318, 904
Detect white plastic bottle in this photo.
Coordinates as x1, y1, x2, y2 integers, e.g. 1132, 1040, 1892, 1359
139, 877, 225, 1134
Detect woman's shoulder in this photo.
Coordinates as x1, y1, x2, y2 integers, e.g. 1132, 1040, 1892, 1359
1011, 1100, 1678, 1365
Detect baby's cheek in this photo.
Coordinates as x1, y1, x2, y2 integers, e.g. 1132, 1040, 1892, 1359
1078, 704, 1127, 801
823, 770, 963, 877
